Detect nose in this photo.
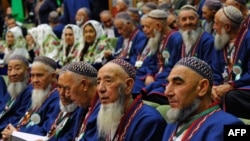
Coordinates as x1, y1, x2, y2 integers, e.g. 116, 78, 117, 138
164, 84, 174, 97
97, 82, 106, 95
9, 69, 17, 77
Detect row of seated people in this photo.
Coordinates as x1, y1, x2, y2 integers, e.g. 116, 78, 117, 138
1, 3, 250, 120
0, 55, 245, 141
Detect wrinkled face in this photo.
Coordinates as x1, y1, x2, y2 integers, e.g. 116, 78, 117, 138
8, 60, 28, 83
178, 10, 199, 31
84, 24, 96, 44
60, 71, 91, 107
64, 27, 74, 46
6, 32, 15, 46
114, 19, 131, 38
97, 63, 129, 105
30, 63, 53, 90
202, 6, 215, 22
100, 13, 113, 28
7, 18, 16, 29
164, 65, 201, 109
75, 10, 88, 24
213, 10, 224, 35
141, 17, 156, 38
57, 72, 74, 105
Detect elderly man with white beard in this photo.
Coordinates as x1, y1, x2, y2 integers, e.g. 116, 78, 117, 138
0, 55, 32, 137
162, 57, 243, 141
44, 67, 81, 141
1, 56, 60, 140
97, 59, 166, 141
212, 6, 250, 119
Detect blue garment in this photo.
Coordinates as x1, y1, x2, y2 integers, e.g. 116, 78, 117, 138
0, 76, 7, 104
49, 107, 82, 141
212, 30, 250, 89
133, 31, 181, 96
0, 84, 32, 133
61, 0, 90, 24
53, 24, 65, 39
77, 94, 100, 141
19, 89, 60, 136
97, 96, 166, 141
162, 109, 243, 141
114, 29, 147, 66
143, 31, 214, 98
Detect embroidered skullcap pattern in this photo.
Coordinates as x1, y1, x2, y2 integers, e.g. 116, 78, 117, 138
235, 0, 246, 5
115, 12, 132, 22
176, 57, 213, 85
109, 59, 136, 79
65, 61, 97, 77
204, 0, 222, 11
148, 9, 168, 19
222, 5, 243, 25
8, 55, 29, 66
34, 56, 57, 70
180, 5, 197, 12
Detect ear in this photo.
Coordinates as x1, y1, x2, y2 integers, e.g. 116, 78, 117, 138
197, 79, 209, 97
81, 78, 89, 91
224, 23, 231, 32
125, 78, 134, 95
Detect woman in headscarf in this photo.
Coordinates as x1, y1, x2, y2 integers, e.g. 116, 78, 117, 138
78, 20, 115, 70
0, 26, 28, 75
59, 24, 82, 66
25, 27, 40, 63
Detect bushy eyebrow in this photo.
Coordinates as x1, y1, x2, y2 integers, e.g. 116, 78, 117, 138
167, 76, 185, 83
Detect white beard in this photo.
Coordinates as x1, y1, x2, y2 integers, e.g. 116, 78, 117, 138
97, 84, 126, 139
180, 28, 201, 54
31, 85, 52, 109
214, 28, 230, 50
59, 101, 78, 113
149, 29, 162, 55
166, 99, 201, 123
7, 81, 27, 98
76, 16, 84, 27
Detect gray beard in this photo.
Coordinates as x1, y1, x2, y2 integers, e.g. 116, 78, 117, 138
31, 85, 52, 109
148, 30, 162, 55
180, 28, 201, 54
166, 99, 201, 123
214, 28, 230, 50
59, 101, 78, 113
97, 84, 126, 139
7, 81, 27, 98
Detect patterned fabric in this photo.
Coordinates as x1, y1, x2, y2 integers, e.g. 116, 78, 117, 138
110, 59, 136, 79
35, 24, 61, 61
64, 61, 97, 77
223, 6, 243, 25
8, 55, 29, 66
34, 56, 57, 70
176, 57, 213, 85
79, 20, 114, 64
148, 9, 167, 19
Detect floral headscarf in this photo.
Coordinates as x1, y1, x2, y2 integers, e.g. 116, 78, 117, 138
5, 26, 26, 49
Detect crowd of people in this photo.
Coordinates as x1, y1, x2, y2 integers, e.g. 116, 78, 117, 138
0, 0, 250, 140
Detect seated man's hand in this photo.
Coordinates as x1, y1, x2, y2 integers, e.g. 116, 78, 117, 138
1, 124, 17, 141
145, 76, 154, 85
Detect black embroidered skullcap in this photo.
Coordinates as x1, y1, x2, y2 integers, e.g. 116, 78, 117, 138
34, 56, 57, 70
176, 57, 213, 85
222, 5, 243, 25
235, 0, 247, 5
64, 61, 97, 77
204, 0, 222, 11
148, 9, 168, 19
8, 55, 29, 66
109, 59, 136, 79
